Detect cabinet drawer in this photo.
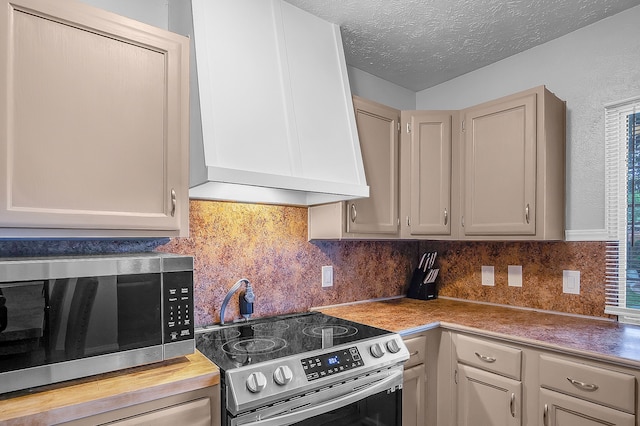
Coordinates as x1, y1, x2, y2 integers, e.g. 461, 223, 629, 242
107, 398, 212, 426
455, 334, 522, 380
403, 335, 426, 369
539, 355, 636, 414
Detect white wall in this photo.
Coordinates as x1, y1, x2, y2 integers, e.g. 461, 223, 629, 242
347, 66, 416, 110
78, 0, 168, 28
416, 5, 640, 235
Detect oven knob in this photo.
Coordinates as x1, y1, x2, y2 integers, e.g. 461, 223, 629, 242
246, 372, 267, 393
273, 365, 293, 386
370, 342, 385, 358
386, 339, 401, 354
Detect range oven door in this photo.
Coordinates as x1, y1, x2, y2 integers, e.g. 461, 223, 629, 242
230, 366, 403, 426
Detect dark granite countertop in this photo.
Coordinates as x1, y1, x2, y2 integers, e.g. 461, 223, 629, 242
317, 297, 640, 369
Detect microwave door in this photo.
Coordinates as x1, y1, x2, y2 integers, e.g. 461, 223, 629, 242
0, 281, 46, 372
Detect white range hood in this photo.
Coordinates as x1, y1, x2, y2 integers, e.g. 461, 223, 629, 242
180, 0, 369, 206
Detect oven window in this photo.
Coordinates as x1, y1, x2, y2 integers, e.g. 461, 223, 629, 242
291, 388, 402, 426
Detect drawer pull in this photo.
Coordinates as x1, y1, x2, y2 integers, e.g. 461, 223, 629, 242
409, 351, 419, 357
510, 392, 515, 417
566, 377, 599, 392
474, 352, 496, 363
543, 403, 549, 426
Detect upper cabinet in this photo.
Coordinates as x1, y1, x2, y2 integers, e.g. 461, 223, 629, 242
400, 111, 459, 239
311, 86, 565, 241
460, 86, 566, 240
308, 97, 399, 239
187, 0, 368, 206
0, 0, 190, 237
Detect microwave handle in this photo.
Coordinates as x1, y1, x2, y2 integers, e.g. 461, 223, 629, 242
237, 368, 403, 426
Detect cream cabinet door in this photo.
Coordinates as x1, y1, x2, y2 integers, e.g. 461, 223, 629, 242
404, 112, 453, 236
403, 363, 426, 426
308, 96, 399, 239
540, 388, 634, 426
0, 0, 189, 237
461, 92, 537, 236
456, 364, 521, 426
347, 97, 399, 234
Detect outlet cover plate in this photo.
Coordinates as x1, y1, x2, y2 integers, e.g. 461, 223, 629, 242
322, 266, 333, 287
481, 266, 495, 286
508, 265, 523, 287
563, 270, 580, 294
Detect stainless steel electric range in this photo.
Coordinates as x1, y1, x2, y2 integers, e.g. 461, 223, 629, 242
196, 311, 409, 426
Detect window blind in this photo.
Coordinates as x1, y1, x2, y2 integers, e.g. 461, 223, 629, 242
605, 96, 640, 324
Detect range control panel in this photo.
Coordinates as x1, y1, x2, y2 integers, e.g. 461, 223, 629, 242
301, 346, 364, 381
163, 271, 194, 343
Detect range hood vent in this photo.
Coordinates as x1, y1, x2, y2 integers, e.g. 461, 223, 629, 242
180, 0, 369, 206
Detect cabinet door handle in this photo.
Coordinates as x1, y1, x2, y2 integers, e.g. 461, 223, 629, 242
525, 204, 530, 224
510, 392, 515, 417
443, 208, 448, 226
543, 403, 549, 426
350, 204, 357, 223
474, 352, 496, 363
567, 377, 599, 392
170, 189, 177, 217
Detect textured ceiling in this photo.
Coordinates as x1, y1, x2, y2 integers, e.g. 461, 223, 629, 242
283, 0, 640, 92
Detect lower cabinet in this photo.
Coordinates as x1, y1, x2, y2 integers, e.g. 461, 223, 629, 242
540, 388, 634, 426
59, 386, 220, 426
538, 354, 636, 426
445, 331, 639, 426
453, 334, 522, 426
402, 334, 427, 426
108, 397, 212, 426
404, 362, 427, 426
456, 364, 521, 426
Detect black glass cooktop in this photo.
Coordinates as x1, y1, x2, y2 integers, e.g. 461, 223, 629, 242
195, 312, 390, 373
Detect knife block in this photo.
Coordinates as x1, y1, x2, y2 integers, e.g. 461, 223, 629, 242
407, 268, 438, 301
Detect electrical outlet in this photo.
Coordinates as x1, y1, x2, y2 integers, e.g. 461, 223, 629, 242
563, 270, 580, 294
508, 265, 523, 287
481, 266, 494, 286
322, 266, 333, 287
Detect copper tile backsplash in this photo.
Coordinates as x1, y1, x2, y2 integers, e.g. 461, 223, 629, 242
158, 200, 418, 326
418, 240, 609, 318
156, 200, 610, 326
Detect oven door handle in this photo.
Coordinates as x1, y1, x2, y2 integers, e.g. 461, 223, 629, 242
237, 368, 403, 426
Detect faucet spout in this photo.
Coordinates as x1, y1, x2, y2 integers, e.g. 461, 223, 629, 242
220, 278, 253, 325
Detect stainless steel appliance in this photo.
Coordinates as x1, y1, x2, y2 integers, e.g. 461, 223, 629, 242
196, 312, 409, 426
0, 253, 194, 395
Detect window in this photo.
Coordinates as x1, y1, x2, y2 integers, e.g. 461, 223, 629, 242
605, 97, 640, 324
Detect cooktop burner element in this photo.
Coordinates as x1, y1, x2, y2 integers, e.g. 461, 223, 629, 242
302, 324, 359, 338
250, 321, 290, 333
221, 337, 287, 356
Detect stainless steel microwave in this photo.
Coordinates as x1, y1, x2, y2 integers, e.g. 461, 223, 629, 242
0, 253, 194, 395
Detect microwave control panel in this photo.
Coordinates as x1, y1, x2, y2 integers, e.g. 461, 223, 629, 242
163, 271, 194, 343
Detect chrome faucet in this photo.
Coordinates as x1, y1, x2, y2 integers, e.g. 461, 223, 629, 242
220, 278, 255, 325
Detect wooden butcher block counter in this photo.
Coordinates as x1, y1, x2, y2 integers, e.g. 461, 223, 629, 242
0, 351, 220, 425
